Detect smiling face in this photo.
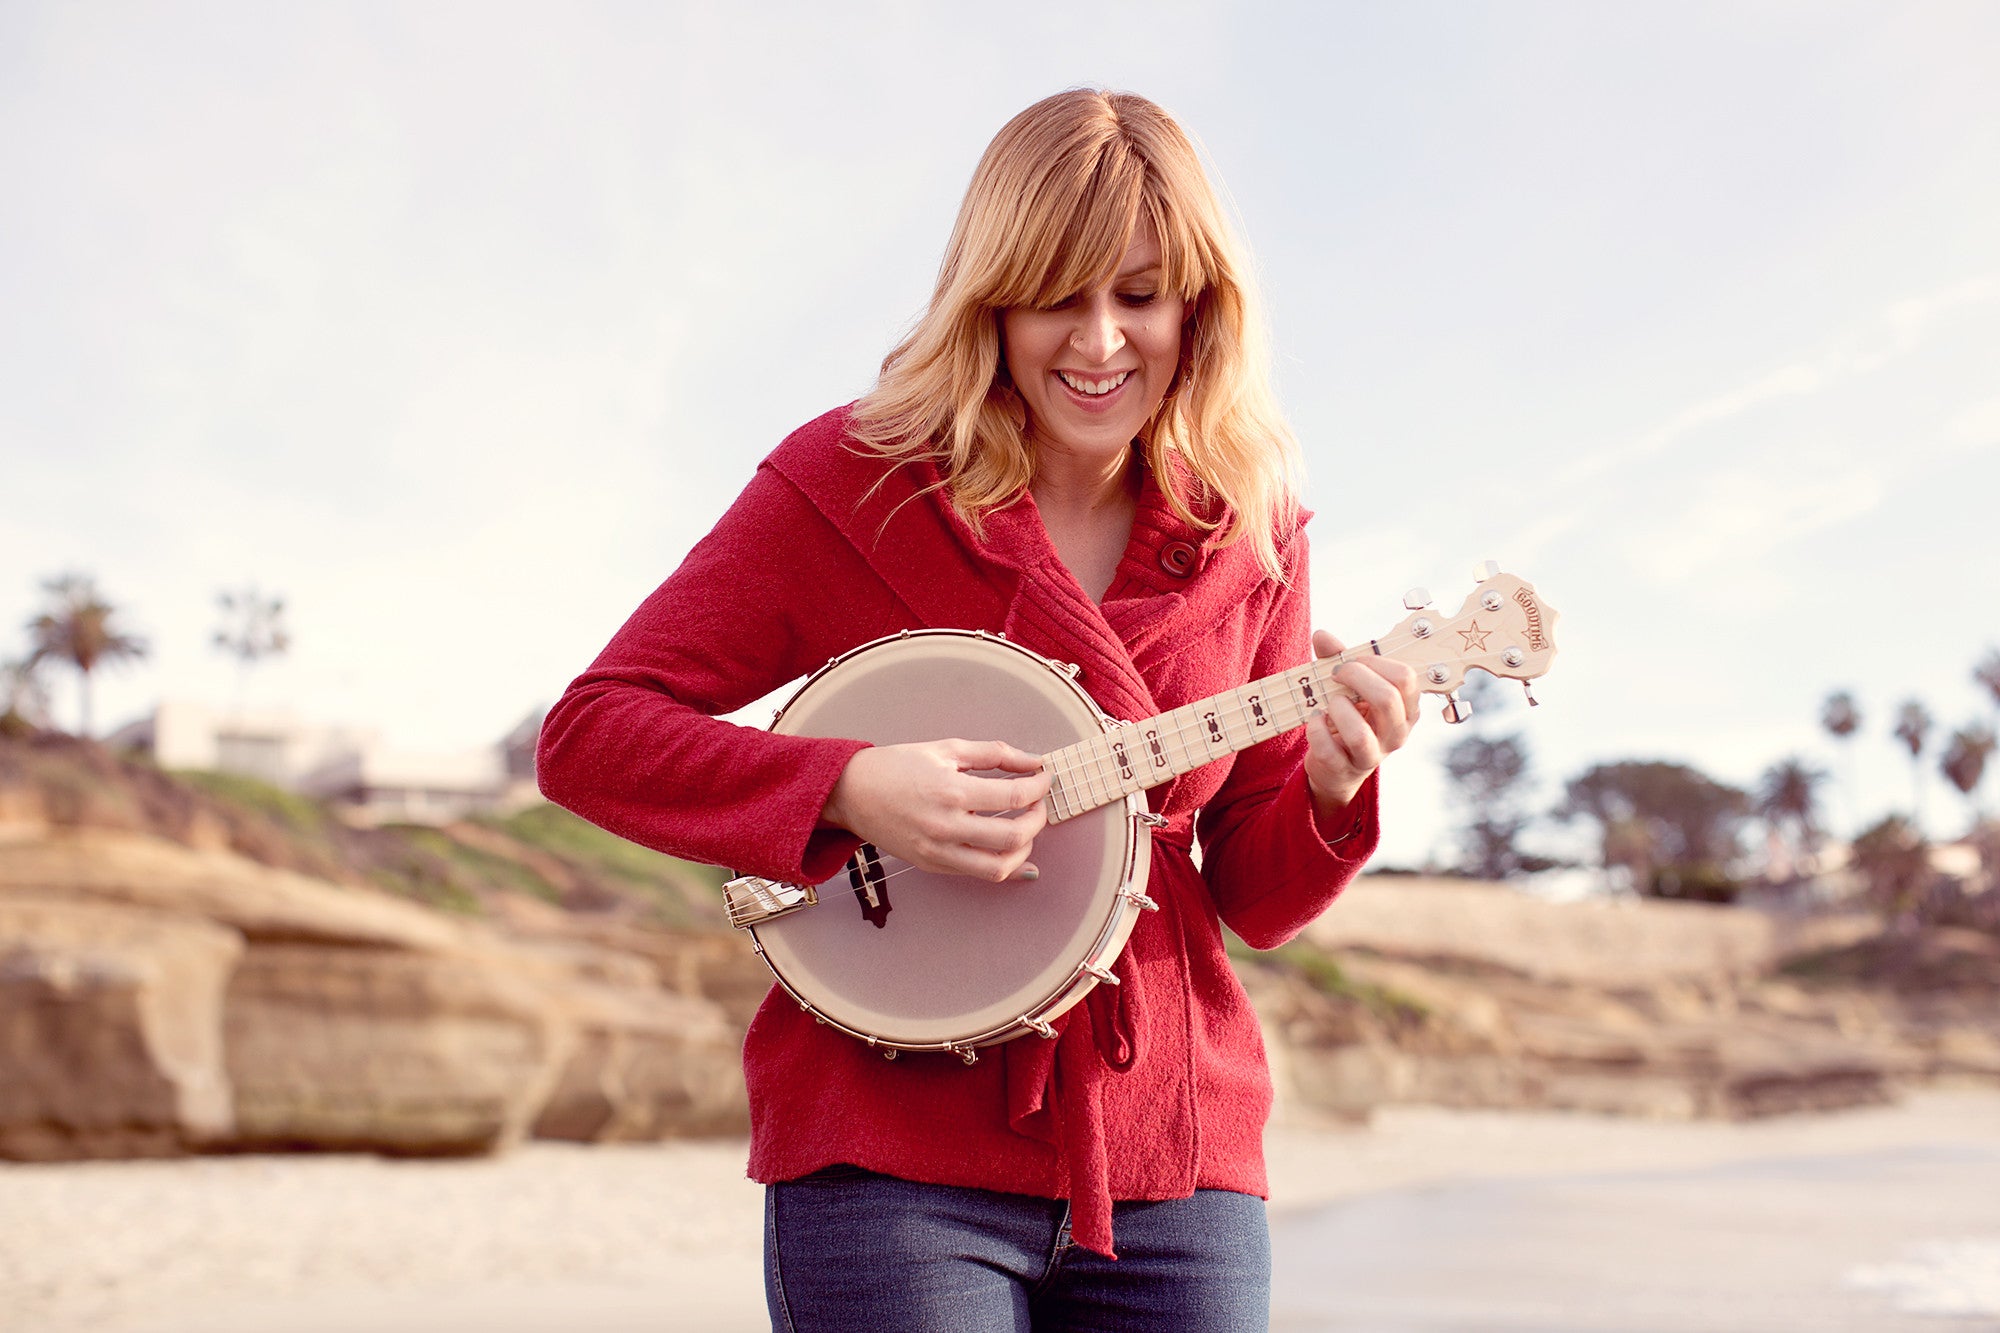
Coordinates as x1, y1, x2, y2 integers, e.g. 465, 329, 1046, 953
999, 217, 1187, 470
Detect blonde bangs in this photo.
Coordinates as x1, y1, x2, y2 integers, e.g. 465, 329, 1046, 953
853, 89, 1301, 580
967, 133, 1143, 311
979, 157, 1212, 315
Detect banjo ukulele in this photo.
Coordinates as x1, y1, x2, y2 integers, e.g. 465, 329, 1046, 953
723, 564, 1558, 1064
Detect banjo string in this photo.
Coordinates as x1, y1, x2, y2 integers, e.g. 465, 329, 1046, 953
1060, 638, 1411, 806
842, 635, 1457, 883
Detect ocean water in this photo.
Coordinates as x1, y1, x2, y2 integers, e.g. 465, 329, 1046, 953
1848, 1237, 2000, 1320
1271, 1145, 2000, 1332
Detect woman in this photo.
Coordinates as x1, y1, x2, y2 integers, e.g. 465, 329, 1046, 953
537, 88, 1419, 1332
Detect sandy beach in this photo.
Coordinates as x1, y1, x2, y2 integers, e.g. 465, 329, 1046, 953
5, 1089, 1997, 1332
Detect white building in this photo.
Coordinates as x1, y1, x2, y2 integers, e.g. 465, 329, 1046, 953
297, 742, 511, 825
110, 701, 377, 789
112, 702, 545, 826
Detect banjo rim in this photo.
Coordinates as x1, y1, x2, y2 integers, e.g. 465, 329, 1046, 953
744, 628, 1154, 1059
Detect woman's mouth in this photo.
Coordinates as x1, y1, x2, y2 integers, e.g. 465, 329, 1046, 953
1056, 369, 1133, 398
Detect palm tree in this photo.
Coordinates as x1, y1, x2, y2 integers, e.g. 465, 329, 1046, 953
1976, 649, 2000, 714
1941, 724, 1995, 827
1756, 757, 1826, 883
1892, 699, 1933, 834
1820, 690, 1862, 833
25, 572, 148, 738
212, 584, 291, 710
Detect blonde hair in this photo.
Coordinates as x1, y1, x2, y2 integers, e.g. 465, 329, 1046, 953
851, 88, 1301, 578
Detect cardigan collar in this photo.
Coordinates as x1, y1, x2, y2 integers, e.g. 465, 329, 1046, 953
766, 412, 1298, 727
934, 446, 1275, 727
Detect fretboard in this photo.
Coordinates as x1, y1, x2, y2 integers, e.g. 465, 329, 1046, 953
1043, 651, 1362, 823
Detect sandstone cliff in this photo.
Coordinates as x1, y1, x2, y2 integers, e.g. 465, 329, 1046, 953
2, 732, 1993, 1162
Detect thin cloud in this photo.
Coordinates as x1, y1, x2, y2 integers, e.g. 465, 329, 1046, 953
1559, 272, 2000, 491
1622, 466, 1883, 588
1507, 272, 2000, 563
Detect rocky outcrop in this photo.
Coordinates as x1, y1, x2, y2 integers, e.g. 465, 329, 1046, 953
0, 832, 462, 951
529, 977, 746, 1141
1246, 946, 1914, 1126
1301, 876, 1880, 985
0, 895, 241, 1159
0, 830, 747, 1160
1230, 876, 1986, 1126
223, 943, 570, 1154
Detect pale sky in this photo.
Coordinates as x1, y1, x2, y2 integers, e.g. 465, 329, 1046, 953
4, 1, 1997, 867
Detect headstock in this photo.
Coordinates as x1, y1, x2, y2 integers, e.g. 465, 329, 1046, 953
1374, 563, 1558, 722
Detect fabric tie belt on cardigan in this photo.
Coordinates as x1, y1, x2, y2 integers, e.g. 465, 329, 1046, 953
1002, 814, 1197, 1260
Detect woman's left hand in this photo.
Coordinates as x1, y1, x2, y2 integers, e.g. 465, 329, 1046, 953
1302, 629, 1422, 821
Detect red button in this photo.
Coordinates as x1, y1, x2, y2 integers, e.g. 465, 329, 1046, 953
1158, 541, 1198, 577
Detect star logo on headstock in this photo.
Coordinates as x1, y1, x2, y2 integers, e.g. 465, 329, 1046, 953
1458, 621, 1491, 652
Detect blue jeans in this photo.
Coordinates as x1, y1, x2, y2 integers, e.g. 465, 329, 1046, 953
764, 1167, 1270, 1332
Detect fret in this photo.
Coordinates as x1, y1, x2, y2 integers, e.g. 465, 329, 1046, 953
1166, 703, 1203, 769
1048, 747, 1080, 821
1047, 738, 1086, 819
1180, 701, 1218, 766
1076, 735, 1109, 809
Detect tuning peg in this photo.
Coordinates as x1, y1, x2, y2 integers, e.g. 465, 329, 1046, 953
1402, 586, 1432, 611
1473, 559, 1500, 583
1442, 692, 1473, 724
1522, 681, 1539, 707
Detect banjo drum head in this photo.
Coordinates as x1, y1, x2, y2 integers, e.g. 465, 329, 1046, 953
752, 631, 1132, 1049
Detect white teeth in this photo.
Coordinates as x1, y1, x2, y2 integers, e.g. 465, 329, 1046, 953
1058, 369, 1130, 397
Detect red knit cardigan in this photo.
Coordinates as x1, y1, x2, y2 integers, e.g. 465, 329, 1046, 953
536, 406, 1380, 1257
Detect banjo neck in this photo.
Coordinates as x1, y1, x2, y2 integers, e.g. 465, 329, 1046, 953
1043, 653, 1359, 823
1042, 568, 1557, 824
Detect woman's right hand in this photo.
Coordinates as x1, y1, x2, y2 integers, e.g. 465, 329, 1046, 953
820, 740, 1049, 883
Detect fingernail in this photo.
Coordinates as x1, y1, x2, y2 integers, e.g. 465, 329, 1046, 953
1017, 865, 1039, 881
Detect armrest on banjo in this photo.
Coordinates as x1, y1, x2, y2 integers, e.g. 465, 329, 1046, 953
724, 874, 819, 928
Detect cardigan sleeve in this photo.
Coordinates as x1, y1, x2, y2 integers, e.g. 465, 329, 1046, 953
535, 461, 900, 886
1193, 526, 1381, 949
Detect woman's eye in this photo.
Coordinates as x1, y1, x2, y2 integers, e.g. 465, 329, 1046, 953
1118, 291, 1159, 307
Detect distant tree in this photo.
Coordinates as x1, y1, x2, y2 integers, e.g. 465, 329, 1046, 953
1453, 671, 1505, 720
1820, 690, 1862, 834
1941, 724, 1996, 826
1756, 757, 1827, 883
1554, 761, 1750, 902
1969, 820, 2000, 928
1443, 732, 1532, 879
0, 658, 52, 736
1975, 649, 2000, 714
24, 573, 148, 738
1850, 814, 1934, 927
1892, 699, 1934, 832
212, 584, 291, 708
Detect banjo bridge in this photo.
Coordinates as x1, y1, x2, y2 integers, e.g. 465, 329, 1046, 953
723, 874, 819, 928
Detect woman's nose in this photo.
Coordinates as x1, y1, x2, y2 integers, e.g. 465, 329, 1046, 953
1068, 297, 1126, 363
